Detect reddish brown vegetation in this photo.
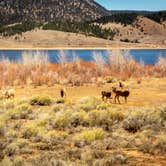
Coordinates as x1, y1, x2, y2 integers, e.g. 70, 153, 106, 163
0, 51, 165, 87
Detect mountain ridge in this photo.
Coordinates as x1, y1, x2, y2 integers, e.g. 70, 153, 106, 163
0, 0, 108, 26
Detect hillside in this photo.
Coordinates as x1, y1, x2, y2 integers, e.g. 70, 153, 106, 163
0, 29, 165, 49
100, 15, 166, 46
0, 1, 166, 48
0, 0, 108, 26
133, 16, 166, 35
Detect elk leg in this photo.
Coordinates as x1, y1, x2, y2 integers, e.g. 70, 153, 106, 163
125, 97, 127, 103
110, 96, 112, 103
114, 96, 116, 103
117, 96, 121, 104
102, 95, 104, 101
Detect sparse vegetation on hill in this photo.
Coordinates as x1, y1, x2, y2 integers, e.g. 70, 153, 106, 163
0, 22, 42, 37
43, 21, 115, 40
0, 20, 115, 40
94, 13, 139, 26
145, 11, 166, 23
0, 0, 108, 26
94, 11, 166, 25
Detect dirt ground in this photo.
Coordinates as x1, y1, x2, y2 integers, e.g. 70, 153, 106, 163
14, 77, 166, 108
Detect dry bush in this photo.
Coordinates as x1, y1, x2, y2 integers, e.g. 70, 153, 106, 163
78, 96, 100, 111
154, 56, 166, 77
123, 106, 164, 133
30, 95, 53, 106
0, 51, 58, 86
75, 128, 106, 145
0, 121, 6, 136
88, 109, 124, 131
0, 50, 165, 87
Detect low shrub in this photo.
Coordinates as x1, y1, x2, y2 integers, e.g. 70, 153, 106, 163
56, 98, 66, 104
81, 149, 95, 165
42, 131, 68, 146
3, 139, 27, 156
160, 105, 166, 127
50, 111, 72, 129
66, 147, 82, 160
0, 157, 12, 166
75, 128, 106, 144
12, 157, 24, 166
22, 123, 40, 139
154, 133, 166, 154
94, 151, 128, 166
30, 95, 53, 106
88, 109, 124, 131
123, 107, 162, 133
25, 153, 68, 166
137, 132, 166, 154
51, 104, 63, 113
5, 129, 19, 139
4, 100, 15, 110
104, 76, 116, 83
71, 111, 90, 127
8, 104, 32, 119
96, 103, 110, 111
0, 121, 6, 136
1, 156, 24, 166
78, 97, 100, 111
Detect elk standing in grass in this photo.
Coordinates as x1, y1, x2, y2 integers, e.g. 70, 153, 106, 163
101, 91, 112, 102
60, 88, 66, 98
119, 82, 124, 88
112, 87, 130, 104
4, 89, 15, 99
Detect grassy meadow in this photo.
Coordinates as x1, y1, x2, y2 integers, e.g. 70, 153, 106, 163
0, 50, 166, 166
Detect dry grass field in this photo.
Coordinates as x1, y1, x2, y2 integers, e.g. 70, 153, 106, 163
0, 29, 165, 49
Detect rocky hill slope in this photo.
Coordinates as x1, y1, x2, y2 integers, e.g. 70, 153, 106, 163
0, 0, 108, 25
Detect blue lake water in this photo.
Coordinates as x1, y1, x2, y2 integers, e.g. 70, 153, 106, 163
0, 49, 166, 64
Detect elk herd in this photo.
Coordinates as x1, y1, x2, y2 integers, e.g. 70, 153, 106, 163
101, 82, 130, 104
1, 82, 130, 104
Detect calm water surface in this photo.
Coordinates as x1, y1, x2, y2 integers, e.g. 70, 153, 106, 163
0, 49, 166, 64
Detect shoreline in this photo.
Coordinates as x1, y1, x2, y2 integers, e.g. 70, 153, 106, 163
0, 47, 166, 50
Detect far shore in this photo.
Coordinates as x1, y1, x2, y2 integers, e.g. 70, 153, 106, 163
0, 46, 166, 50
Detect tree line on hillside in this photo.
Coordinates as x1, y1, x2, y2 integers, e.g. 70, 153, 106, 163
93, 13, 139, 26
0, 11, 165, 39
42, 21, 116, 40
0, 20, 116, 40
145, 11, 166, 23
93, 11, 166, 25
0, 22, 42, 37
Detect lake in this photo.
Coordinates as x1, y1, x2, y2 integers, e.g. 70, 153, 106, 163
0, 49, 166, 64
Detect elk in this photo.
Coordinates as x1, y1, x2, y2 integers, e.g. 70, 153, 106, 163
112, 87, 130, 104
101, 91, 112, 101
4, 89, 15, 99
60, 88, 66, 98
119, 81, 124, 88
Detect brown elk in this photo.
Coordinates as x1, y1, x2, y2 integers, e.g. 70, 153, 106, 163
119, 82, 124, 88
112, 87, 130, 104
60, 88, 66, 98
101, 91, 112, 101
